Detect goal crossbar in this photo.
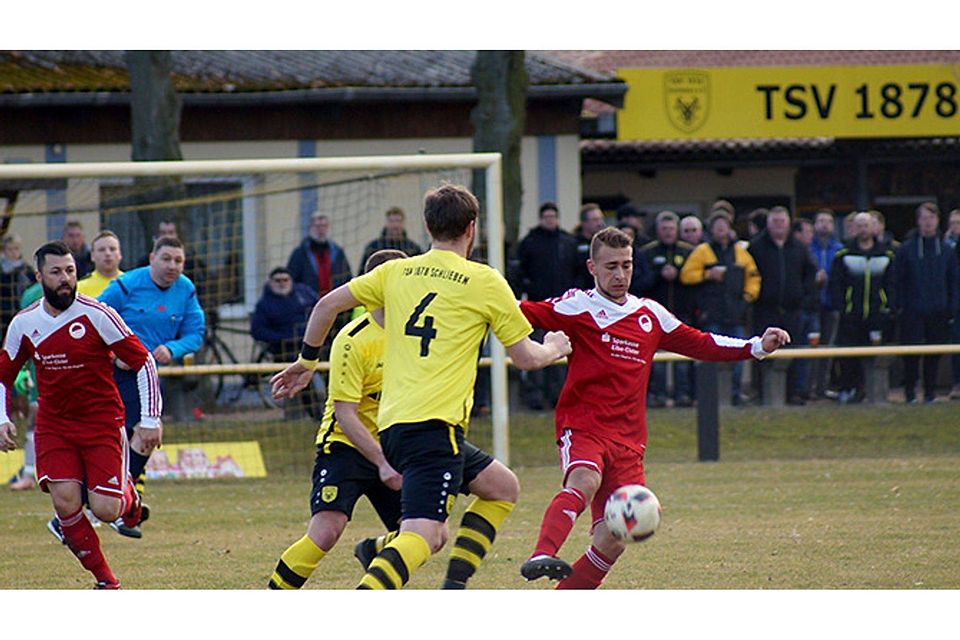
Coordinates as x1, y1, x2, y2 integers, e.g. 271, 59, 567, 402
0, 153, 514, 463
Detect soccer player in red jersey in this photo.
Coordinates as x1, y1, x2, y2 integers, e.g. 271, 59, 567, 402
0, 241, 161, 589
519, 227, 790, 588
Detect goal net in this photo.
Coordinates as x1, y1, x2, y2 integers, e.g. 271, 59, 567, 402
0, 153, 513, 479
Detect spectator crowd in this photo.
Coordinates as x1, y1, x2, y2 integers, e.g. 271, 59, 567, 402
508, 199, 960, 409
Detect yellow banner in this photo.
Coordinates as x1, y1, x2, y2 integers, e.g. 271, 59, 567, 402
617, 64, 960, 140
0, 451, 24, 480
146, 442, 267, 479
1, 441, 267, 483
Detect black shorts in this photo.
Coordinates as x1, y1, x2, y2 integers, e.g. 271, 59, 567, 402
380, 420, 473, 522
461, 439, 495, 492
309, 443, 402, 530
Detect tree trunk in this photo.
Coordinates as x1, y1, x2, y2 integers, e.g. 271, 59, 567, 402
470, 50, 527, 251
125, 50, 188, 248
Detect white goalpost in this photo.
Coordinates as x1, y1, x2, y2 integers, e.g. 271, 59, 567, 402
0, 152, 516, 464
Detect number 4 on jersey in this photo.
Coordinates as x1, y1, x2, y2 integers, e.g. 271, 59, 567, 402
405, 292, 438, 357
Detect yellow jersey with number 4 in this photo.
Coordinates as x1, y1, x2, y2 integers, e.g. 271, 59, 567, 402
347, 248, 532, 433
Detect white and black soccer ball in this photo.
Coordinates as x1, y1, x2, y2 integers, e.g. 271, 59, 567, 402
604, 484, 662, 542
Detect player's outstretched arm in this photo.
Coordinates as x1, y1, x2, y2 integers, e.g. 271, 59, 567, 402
506, 330, 572, 371
760, 327, 791, 353
271, 284, 360, 400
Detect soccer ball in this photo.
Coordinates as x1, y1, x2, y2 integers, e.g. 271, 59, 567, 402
604, 484, 661, 542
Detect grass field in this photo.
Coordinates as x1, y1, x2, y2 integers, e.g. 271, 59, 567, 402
1, 401, 959, 590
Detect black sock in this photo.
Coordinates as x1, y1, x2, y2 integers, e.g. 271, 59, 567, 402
129, 449, 151, 479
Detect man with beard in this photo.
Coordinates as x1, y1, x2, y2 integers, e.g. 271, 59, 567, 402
0, 241, 159, 588
98, 236, 205, 536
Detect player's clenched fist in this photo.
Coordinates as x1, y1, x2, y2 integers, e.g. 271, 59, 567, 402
543, 330, 572, 359
760, 327, 791, 352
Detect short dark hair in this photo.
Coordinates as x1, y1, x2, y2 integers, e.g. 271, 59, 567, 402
269, 266, 292, 279
364, 249, 408, 274
152, 236, 184, 254
707, 210, 733, 232
589, 226, 632, 261
34, 240, 73, 271
615, 203, 643, 222
422, 183, 479, 242
538, 201, 559, 217
91, 230, 120, 250
916, 202, 939, 218
791, 218, 813, 234
385, 206, 405, 220
768, 205, 791, 220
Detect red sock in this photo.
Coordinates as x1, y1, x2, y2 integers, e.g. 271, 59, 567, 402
531, 487, 586, 558
60, 508, 117, 585
120, 476, 140, 526
556, 545, 615, 590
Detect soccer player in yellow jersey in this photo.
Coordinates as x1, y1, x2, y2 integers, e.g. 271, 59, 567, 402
76, 231, 123, 298
273, 184, 572, 589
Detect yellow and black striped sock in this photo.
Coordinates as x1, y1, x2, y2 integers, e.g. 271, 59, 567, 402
357, 531, 430, 590
269, 535, 326, 589
375, 530, 399, 552
355, 530, 401, 570
134, 472, 146, 498
443, 498, 514, 589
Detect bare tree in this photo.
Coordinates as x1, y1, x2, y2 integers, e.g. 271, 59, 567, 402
470, 51, 528, 250
125, 51, 189, 249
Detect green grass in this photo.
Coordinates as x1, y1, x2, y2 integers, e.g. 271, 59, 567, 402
1, 402, 959, 589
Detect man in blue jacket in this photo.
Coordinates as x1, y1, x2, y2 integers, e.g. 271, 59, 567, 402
99, 236, 205, 536
895, 202, 959, 404
251, 267, 319, 360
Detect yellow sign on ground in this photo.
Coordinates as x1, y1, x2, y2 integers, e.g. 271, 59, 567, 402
618, 64, 960, 140
0, 451, 24, 480
146, 442, 267, 479
0, 441, 267, 483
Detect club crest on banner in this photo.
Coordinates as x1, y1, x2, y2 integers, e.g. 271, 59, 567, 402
664, 71, 710, 133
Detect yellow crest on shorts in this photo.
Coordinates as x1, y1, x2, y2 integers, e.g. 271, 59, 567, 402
322, 486, 338, 503
445, 494, 456, 514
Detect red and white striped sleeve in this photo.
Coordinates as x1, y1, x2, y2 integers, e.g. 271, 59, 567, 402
645, 299, 770, 362
0, 319, 32, 424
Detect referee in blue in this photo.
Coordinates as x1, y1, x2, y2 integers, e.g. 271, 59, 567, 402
99, 236, 205, 537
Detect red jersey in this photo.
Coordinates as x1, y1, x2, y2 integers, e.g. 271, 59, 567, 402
0, 294, 161, 434
520, 288, 768, 454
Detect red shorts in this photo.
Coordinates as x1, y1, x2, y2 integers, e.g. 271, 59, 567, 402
35, 425, 130, 498
557, 427, 646, 528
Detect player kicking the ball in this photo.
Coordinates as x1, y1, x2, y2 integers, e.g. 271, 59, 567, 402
0, 242, 160, 589
519, 227, 789, 588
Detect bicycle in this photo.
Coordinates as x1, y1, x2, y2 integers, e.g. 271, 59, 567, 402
200, 310, 279, 409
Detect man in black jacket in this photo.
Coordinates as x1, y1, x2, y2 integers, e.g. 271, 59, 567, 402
512, 202, 578, 409
359, 206, 423, 269
829, 212, 897, 403
748, 206, 818, 404
640, 210, 695, 407
895, 202, 959, 403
